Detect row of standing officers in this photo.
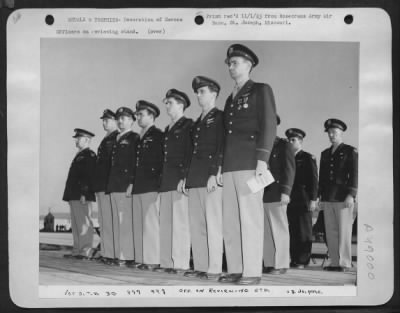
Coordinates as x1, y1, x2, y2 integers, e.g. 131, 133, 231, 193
62, 44, 358, 285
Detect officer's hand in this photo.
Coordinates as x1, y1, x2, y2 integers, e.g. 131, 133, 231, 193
80, 195, 86, 205
344, 195, 355, 210
216, 167, 223, 186
126, 184, 133, 197
255, 160, 268, 183
207, 175, 218, 193
280, 193, 290, 205
309, 200, 317, 212
178, 179, 189, 196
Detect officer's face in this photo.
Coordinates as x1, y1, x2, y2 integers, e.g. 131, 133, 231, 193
117, 115, 133, 131
327, 128, 343, 144
227, 56, 252, 79
102, 118, 117, 131
196, 86, 216, 108
137, 109, 154, 129
165, 97, 184, 118
75, 136, 88, 149
289, 137, 302, 151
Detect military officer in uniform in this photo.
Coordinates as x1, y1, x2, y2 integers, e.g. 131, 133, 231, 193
92, 109, 119, 265
183, 76, 224, 281
285, 128, 318, 268
220, 44, 277, 285
106, 107, 139, 266
263, 116, 296, 275
62, 128, 97, 259
318, 118, 358, 272
132, 100, 164, 271
154, 89, 193, 274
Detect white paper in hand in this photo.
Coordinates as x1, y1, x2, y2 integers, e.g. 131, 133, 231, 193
247, 170, 275, 193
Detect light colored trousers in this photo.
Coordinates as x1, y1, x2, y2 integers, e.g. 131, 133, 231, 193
189, 187, 223, 274
321, 202, 354, 267
96, 192, 115, 259
110, 192, 134, 261
68, 200, 95, 257
222, 171, 264, 277
132, 192, 160, 265
159, 191, 190, 269
263, 202, 290, 269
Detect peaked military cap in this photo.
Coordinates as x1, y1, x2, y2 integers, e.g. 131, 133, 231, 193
136, 100, 160, 118
225, 44, 259, 67
285, 128, 306, 139
165, 88, 191, 109
192, 76, 221, 94
116, 106, 136, 120
324, 118, 347, 132
100, 109, 116, 120
276, 114, 281, 126
72, 128, 95, 138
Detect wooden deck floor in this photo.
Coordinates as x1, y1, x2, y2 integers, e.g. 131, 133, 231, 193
40, 249, 356, 286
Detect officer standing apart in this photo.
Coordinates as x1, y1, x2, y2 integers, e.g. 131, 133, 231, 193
154, 89, 193, 274
183, 76, 224, 280
318, 118, 358, 272
92, 109, 119, 265
263, 116, 295, 274
106, 107, 139, 267
132, 100, 164, 271
220, 44, 277, 285
285, 128, 318, 268
62, 128, 97, 259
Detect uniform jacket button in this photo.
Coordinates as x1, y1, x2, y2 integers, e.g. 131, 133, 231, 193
228, 130, 232, 134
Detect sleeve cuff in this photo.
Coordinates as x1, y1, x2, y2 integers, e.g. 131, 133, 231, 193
280, 185, 292, 196
348, 187, 357, 197
256, 149, 271, 163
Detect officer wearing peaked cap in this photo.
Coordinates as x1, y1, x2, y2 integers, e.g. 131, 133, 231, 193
263, 116, 296, 275
131, 100, 163, 271
63, 128, 97, 259
183, 76, 224, 280
285, 128, 318, 269
93, 109, 119, 265
319, 118, 358, 272
107, 106, 140, 267
154, 89, 194, 274
220, 44, 277, 285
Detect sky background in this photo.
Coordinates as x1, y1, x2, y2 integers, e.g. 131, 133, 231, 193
40, 39, 359, 214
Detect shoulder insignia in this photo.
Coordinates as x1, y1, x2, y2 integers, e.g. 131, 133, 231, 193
354, 148, 358, 153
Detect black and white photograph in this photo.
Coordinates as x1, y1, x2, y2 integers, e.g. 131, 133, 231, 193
7, 8, 393, 307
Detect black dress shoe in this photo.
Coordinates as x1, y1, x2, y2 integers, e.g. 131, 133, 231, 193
199, 273, 221, 281
323, 266, 342, 272
169, 268, 189, 274
218, 273, 242, 283
236, 276, 261, 285
115, 260, 129, 266
290, 263, 305, 269
265, 268, 287, 275
183, 270, 204, 278
153, 267, 170, 273
126, 261, 141, 268
63, 254, 76, 259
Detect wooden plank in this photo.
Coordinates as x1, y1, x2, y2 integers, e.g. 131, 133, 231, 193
40, 251, 356, 286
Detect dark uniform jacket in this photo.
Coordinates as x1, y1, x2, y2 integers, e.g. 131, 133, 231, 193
263, 137, 296, 203
106, 130, 139, 193
92, 130, 119, 193
132, 125, 164, 194
159, 116, 193, 192
223, 80, 277, 173
62, 148, 97, 202
186, 108, 224, 188
289, 150, 318, 210
318, 143, 358, 202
